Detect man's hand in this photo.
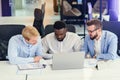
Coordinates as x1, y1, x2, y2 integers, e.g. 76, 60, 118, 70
93, 53, 97, 59
85, 54, 91, 58
34, 56, 42, 63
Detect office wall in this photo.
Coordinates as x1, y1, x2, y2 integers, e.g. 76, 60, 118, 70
15, 0, 23, 9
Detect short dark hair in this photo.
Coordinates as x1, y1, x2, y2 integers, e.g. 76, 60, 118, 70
53, 21, 66, 30
86, 19, 102, 29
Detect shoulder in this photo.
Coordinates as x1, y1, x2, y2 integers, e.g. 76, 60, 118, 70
9, 35, 23, 42
42, 33, 54, 39
67, 32, 79, 38
103, 30, 117, 38
42, 32, 55, 41
10, 35, 22, 40
85, 34, 91, 40
37, 36, 42, 42
102, 30, 118, 43
66, 32, 81, 41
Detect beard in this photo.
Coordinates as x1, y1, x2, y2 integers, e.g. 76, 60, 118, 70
90, 33, 98, 40
56, 35, 66, 42
57, 38, 64, 41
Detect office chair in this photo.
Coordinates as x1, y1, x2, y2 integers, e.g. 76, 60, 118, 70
60, 0, 86, 25
60, 0, 87, 37
33, 8, 45, 38
93, 0, 108, 15
44, 24, 76, 36
63, 0, 82, 16
102, 21, 120, 56
0, 24, 25, 60
41, 3, 46, 20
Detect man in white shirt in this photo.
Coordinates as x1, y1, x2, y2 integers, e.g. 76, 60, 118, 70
42, 21, 82, 58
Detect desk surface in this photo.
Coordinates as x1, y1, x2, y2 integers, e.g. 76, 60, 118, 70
1, 59, 120, 80
0, 17, 34, 26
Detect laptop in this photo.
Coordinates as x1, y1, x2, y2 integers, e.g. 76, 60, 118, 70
52, 51, 85, 70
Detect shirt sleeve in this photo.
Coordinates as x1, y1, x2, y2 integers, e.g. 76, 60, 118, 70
42, 37, 52, 59
41, 37, 50, 53
35, 37, 43, 56
73, 35, 83, 51
8, 37, 34, 64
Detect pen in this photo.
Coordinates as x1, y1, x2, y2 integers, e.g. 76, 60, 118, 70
42, 64, 46, 68
95, 64, 99, 70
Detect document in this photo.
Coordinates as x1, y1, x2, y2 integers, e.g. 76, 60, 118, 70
17, 63, 46, 70
84, 59, 97, 68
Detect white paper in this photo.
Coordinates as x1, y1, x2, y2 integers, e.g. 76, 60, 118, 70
17, 59, 47, 70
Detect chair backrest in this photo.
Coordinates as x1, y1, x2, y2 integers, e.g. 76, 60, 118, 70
93, 0, 108, 14
0, 25, 25, 41
63, 0, 72, 12
62, 0, 81, 16
102, 21, 120, 55
44, 24, 76, 36
33, 8, 45, 38
0, 24, 25, 60
34, 8, 43, 21
60, 0, 86, 24
41, 3, 46, 19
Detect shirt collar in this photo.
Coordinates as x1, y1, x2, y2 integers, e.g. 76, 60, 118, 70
94, 35, 101, 42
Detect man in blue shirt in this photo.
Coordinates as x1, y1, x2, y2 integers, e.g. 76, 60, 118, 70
84, 19, 119, 60
8, 26, 51, 64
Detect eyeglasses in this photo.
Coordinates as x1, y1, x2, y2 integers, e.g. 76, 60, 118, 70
87, 28, 99, 33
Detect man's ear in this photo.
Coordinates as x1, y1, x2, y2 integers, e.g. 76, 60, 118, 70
25, 39, 29, 43
98, 28, 101, 32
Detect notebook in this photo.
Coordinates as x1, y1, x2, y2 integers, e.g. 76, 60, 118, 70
17, 59, 47, 70
52, 51, 85, 70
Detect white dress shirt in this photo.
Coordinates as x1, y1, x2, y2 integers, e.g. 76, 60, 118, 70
42, 32, 82, 54
94, 37, 101, 57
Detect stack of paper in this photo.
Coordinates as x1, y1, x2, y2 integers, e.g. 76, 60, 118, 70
17, 63, 46, 70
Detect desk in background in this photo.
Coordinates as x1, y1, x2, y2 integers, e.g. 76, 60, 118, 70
0, 17, 34, 26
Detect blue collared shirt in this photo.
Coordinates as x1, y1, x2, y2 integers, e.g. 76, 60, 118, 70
8, 35, 43, 64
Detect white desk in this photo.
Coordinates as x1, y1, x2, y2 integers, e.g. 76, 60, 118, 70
0, 17, 34, 26
1, 59, 120, 80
